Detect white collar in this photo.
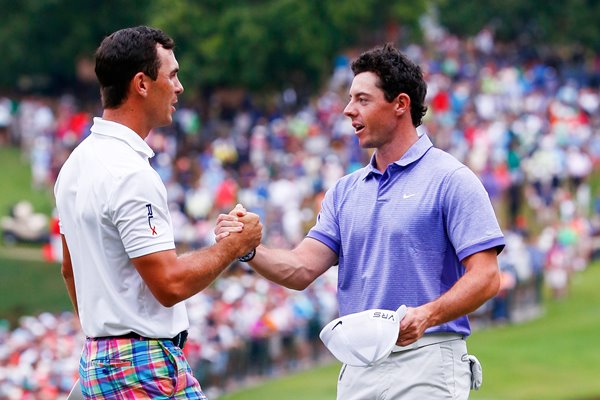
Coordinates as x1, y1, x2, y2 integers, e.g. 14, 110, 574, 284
90, 117, 155, 159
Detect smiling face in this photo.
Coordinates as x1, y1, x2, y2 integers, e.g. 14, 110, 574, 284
343, 71, 400, 150
145, 45, 184, 128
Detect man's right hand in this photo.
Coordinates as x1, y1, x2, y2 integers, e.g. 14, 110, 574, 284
215, 204, 262, 257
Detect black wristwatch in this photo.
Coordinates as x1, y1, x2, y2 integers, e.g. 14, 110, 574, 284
238, 248, 256, 262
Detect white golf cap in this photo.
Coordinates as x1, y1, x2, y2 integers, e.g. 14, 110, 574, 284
320, 305, 407, 367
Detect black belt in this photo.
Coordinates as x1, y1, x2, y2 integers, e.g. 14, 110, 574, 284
91, 330, 188, 349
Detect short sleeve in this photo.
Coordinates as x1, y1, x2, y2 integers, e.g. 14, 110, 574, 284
307, 185, 341, 255
443, 167, 505, 261
109, 169, 175, 258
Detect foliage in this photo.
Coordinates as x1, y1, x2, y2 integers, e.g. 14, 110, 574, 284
3, 1, 600, 98
437, 0, 600, 52
149, 0, 428, 98
11, 0, 600, 98
0, 0, 150, 94
0, 0, 428, 98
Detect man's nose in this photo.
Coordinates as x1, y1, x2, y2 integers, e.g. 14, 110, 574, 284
343, 101, 355, 117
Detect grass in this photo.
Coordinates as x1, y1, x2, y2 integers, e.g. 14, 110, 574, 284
467, 265, 600, 400
0, 146, 54, 217
220, 263, 600, 400
0, 251, 70, 327
0, 145, 67, 325
219, 364, 338, 400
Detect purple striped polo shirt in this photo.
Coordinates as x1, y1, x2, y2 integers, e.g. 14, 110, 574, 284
307, 134, 505, 336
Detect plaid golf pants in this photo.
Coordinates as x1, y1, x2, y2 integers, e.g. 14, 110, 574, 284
80, 336, 207, 399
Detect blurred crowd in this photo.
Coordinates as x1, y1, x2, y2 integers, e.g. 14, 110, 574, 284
2, 25, 600, 399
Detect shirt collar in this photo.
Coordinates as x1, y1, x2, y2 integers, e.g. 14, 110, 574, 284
90, 117, 155, 159
361, 133, 433, 180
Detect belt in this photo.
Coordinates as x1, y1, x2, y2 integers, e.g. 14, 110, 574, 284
392, 333, 463, 353
90, 330, 188, 349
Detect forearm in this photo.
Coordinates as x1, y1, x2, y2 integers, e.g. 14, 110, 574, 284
174, 240, 239, 296
423, 261, 500, 327
157, 239, 242, 306
60, 235, 78, 316
398, 249, 500, 345
63, 274, 79, 317
249, 238, 336, 291
249, 245, 313, 290
214, 209, 334, 290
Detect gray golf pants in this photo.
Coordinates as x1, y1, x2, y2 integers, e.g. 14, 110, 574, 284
336, 337, 472, 400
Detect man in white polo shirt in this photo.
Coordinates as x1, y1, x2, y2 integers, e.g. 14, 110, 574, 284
54, 26, 261, 399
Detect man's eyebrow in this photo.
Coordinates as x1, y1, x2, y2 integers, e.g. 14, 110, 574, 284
349, 91, 371, 98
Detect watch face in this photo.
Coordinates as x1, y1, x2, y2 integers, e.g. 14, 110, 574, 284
238, 248, 256, 262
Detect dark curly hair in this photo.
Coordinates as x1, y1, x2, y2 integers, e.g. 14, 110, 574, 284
95, 26, 175, 109
351, 43, 428, 127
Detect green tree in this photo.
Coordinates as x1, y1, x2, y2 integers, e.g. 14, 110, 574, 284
0, 0, 149, 94
0, 0, 430, 97
437, 0, 600, 51
151, 0, 428, 98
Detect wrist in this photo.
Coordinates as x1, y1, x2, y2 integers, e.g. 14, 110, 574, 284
422, 302, 441, 327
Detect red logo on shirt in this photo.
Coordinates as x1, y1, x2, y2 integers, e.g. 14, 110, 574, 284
146, 204, 157, 235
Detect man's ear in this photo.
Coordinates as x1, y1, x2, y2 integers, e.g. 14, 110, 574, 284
395, 93, 410, 117
131, 72, 148, 98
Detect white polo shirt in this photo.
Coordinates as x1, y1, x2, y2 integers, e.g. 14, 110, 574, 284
54, 117, 188, 338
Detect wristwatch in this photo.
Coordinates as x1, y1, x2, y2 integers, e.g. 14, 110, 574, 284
238, 248, 256, 262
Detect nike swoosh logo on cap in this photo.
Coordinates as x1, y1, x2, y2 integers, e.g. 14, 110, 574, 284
332, 321, 343, 330
403, 193, 416, 199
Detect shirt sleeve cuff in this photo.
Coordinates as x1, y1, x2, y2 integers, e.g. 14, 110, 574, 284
306, 231, 340, 255
457, 237, 506, 261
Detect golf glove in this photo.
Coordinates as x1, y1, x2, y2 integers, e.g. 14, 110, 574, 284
464, 354, 483, 390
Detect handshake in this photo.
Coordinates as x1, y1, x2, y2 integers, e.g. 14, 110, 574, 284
214, 204, 262, 262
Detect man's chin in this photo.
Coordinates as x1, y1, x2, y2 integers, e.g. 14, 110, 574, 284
358, 138, 374, 149
156, 117, 173, 128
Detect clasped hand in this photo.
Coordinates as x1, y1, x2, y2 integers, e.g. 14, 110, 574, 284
215, 204, 262, 258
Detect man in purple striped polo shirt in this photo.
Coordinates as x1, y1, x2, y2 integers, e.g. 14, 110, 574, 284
217, 43, 504, 399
